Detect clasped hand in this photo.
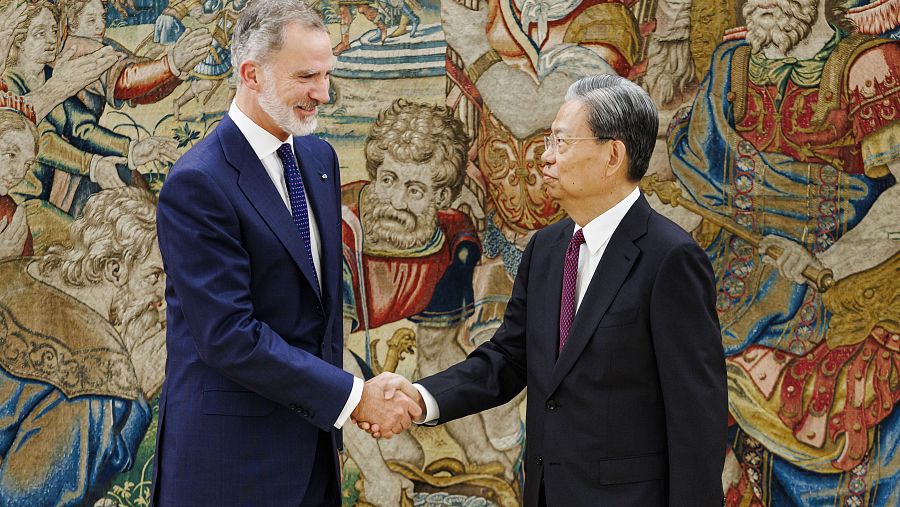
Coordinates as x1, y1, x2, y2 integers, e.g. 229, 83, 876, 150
350, 372, 424, 439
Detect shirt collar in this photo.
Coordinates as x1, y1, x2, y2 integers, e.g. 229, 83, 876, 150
229, 101, 293, 160
576, 186, 641, 255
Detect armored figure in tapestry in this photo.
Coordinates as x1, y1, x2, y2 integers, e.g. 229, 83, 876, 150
662, 0, 900, 504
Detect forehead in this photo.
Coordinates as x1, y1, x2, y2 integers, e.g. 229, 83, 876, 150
30, 8, 56, 28
136, 240, 162, 267
0, 129, 34, 148
552, 100, 589, 133
81, 1, 104, 15
269, 22, 334, 71
378, 154, 438, 183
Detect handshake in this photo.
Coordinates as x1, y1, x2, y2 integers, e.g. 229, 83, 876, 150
350, 372, 425, 439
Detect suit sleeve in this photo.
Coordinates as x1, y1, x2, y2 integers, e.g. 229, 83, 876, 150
156, 163, 354, 432
416, 233, 534, 423
650, 240, 727, 506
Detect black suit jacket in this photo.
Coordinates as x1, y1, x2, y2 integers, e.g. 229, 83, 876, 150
418, 194, 727, 507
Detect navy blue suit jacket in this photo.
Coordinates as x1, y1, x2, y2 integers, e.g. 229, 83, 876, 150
418, 195, 728, 507
152, 114, 352, 505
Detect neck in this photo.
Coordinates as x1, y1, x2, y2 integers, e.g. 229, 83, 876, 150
235, 87, 290, 142
564, 182, 636, 227
27, 261, 113, 320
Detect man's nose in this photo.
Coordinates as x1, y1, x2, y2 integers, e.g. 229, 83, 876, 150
541, 147, 555, 165
390, 190, 407, 210
310, 79, 330, 104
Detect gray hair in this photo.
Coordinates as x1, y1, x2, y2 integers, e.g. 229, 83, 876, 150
564, 75, 658, 181
230, 0, 327, 86
37, 188, 157, 287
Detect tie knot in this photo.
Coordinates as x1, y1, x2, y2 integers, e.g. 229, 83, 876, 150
570, 229, 585, 248
276, 143, 293, 163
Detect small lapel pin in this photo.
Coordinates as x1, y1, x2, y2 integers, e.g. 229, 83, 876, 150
320, 173, 328, 180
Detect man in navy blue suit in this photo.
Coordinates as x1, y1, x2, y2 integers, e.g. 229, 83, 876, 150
152, 1, 421, 505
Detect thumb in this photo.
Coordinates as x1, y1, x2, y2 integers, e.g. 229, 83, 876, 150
56, 44, 76, 64
383, 386, 396, 400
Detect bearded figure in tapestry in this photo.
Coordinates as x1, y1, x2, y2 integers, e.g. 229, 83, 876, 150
660, 0, 900, 504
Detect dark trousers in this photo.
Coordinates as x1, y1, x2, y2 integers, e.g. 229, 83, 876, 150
299, 430, 341, 507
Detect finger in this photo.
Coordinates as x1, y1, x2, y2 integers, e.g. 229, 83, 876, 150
786, 256, 807, 284
403, 397, 423, 420
357, 421, 370, 431
10, 205, 24, 224
9, 206, 26, 233
6, 3, 26, 27
383, 387, 396, 400
55, 44, 77, 64
397, 381, 419, 401
156, 137, 180, 148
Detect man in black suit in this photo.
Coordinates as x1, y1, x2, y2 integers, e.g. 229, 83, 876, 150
367, 74, 728, 506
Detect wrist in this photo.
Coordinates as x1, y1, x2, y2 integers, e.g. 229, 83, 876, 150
127, 140, 138, 169
167, 46, 188, 79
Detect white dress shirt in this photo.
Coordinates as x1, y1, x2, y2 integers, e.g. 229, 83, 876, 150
229, 102, 363, 429
415, 187, 641, 423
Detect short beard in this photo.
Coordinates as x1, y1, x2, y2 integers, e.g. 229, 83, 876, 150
360, 186, 438, 251
258, 71, 318, 137
744, 0, 818, 54
110, 287, 165, 352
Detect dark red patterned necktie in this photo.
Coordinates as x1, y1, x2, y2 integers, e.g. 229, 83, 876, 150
559, 229, 585, 352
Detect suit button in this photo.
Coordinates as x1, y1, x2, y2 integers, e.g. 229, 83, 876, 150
536, 457, 543, 466
289, 404, 299, 411
546, 400, 557, 410
315, 303, 323, 315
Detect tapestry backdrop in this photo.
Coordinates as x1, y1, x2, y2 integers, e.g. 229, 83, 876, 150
0, 0, 897, 505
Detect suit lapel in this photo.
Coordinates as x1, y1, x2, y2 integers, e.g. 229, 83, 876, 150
549, 195, 651, 392
293, 137, 338, 309
541, 219, 574, 373
218, 115, 322, 301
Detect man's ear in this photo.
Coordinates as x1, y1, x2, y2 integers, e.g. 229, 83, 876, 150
604, 139, 629, 178
436, 187, 453, 209
104, 259, 127, 287
238, 60, 263, 92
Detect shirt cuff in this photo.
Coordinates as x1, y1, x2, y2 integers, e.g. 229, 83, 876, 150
127, 139, 137, 170
413, 383, 440, 424
89, 154, 102, 182
167, 46, 188, 79
334, 376, 364, 429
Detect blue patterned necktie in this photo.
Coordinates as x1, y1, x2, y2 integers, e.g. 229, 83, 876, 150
276, 143, 321, 297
